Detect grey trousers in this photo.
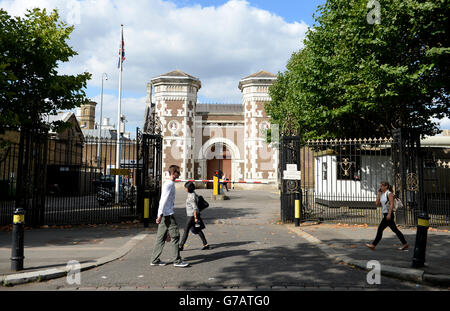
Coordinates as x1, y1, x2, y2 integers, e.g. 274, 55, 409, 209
151, 215, 183, 264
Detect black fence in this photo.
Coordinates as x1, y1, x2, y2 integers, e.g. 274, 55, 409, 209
0, 142, 20, 225
281, 135, 450, 227
0, 131, 154, 226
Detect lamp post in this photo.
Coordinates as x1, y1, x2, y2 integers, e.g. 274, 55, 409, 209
97, 73, 108, 168
116, 25, 124, 203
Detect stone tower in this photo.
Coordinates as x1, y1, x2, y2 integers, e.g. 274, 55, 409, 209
238, 70, 278, 182
151, 70, 201, 180
79, 101, 97, 129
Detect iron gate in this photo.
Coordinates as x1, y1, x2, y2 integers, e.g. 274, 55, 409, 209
298, 137, 393, 225
14, 128, 48, 227
392, 128, 425, 226
1, 126, 163, 226
279, 128, 448, 227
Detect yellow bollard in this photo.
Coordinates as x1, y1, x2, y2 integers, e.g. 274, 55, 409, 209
213, 176, 218, 196
144, 198, 150, 228
295, 200, 300, 227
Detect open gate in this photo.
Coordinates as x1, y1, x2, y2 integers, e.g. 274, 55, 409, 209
14, 127, 48, 227
1, 126, 163, 226
136, 126, 163, 222
279, 128, 435, 226
392, 128, 425, 226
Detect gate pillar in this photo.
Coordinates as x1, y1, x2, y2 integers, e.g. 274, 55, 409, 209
137, 128, 163, 225
280, 136, 302, 223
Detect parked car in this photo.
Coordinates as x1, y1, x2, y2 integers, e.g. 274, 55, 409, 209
93, 176, 115, 206
92, 176, 115, 191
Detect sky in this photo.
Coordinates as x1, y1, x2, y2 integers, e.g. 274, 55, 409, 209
1, 0, 448, 135
0, 0, 325, 135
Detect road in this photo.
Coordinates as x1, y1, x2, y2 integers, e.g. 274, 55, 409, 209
3, 189, 440, 291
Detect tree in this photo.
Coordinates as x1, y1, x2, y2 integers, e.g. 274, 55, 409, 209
0, 8, 91, 137
266, 0, 449, 140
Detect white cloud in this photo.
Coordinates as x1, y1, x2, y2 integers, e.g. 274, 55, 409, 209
433, 117, 450, 131
1, 0, 309, 131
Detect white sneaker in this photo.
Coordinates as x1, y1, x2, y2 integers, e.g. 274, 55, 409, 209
173, 261, 189, 268
150, 260, 167, 266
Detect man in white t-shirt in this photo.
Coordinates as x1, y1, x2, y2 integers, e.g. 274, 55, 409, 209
150, 165, 189, 267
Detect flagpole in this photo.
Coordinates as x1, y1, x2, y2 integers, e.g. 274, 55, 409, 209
115, 24, 124, 203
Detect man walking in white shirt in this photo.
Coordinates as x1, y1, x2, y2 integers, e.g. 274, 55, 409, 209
150, 165, 189, 267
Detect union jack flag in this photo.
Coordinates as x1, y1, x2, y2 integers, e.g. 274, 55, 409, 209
118, 28, 125, 69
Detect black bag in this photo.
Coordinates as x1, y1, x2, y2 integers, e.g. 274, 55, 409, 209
190, 217, 206, 234
197, 195, 209, 211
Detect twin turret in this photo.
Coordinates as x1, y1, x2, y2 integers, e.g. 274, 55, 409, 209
148, 69, 277, 185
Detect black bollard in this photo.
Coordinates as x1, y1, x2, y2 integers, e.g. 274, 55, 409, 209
11, 207, 25, 271
412, 212, 430, 268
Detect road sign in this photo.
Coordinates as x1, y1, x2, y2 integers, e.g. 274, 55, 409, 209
110, 168, 131, 176
120, 159, 143, 169
120, 164, 142, 169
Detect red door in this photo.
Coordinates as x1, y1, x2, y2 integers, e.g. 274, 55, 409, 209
207, 159, 231, 189
206, 144, 232, 189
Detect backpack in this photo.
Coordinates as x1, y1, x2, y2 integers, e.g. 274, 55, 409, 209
393, 195, 403, 212
197, 195, 209, 211
386, 191, 403, 212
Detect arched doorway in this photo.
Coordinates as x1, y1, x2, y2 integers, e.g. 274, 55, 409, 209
198, 137, 241, 189
206, 144, 232, 189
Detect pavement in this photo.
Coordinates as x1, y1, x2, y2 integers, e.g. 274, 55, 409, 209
0, 222, 153, 286
288, 222, 450, 287
1, 189, 449, 288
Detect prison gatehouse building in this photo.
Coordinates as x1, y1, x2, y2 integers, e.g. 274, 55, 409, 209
144, 70, 279, 189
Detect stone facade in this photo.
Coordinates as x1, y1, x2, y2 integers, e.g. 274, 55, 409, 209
149, 70, 278, 188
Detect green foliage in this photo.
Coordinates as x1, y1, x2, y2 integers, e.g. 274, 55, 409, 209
0, 8, 91, 133
267, 0, 449, 139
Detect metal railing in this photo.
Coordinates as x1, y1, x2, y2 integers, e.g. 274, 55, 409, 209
285, 137, 450, 227
0, 134, 141, 226
421, 144, 450, 227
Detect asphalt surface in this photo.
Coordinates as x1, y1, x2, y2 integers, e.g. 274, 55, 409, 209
1, 189, 448, 291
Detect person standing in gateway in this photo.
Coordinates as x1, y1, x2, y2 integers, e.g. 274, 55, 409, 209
150, 165, 189, 267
